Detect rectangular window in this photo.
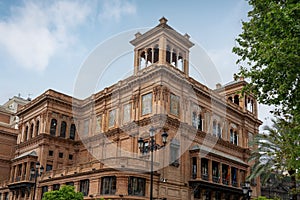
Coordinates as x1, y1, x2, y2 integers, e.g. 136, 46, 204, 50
41, 186, 48, 198
66, 182, 74, 186
4, 192, 9, 200
128, 177, 145, 196
53, 184, 60, 190
192, 157, 197, 179
101, 176, 116, 195
59, 152, 63, 158
96, 115, 102, 133
170, 93, 180, 116
69, 154, 73, 160
170, 140, 180, 167
83, 120, 89, 136
201, 158, 208, 181
108, 109, 116, 128
46, 164, 53, 172
80, 179, 89, 196
48, 150, 53, 156
123, 103, 131, 124
141, 93, 152, 115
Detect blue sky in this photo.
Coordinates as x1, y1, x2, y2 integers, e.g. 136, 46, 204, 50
0, 0, 276, 123
0, 0, 251, 102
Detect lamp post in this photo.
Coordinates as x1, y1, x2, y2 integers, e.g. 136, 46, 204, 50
242, 181, 252, 200
138, 127, 168, 200
30, 161, 44, 200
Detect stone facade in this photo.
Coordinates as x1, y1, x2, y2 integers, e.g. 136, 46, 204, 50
0, 18, 262, 200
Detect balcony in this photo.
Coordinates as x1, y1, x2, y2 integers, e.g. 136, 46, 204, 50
222, 178, 229, 185
212, 176, 220, 183
201, 174, 208, 181
232, 181, 238, 187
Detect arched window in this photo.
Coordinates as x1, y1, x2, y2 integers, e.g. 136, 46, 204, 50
234, 95, 239, 105
230, 129, 234, 143
60, 121, 66, 138
217, 123, 221, 138
153, 45, 159, 63
50, 119, 57, 136
230, 129, 238, 145
70, 124, 76, 140
198, 114, 203, 131
166, 45, 171, 64
192, 112, 197, 128
228, 96, 233, 102
36, 120, 40, 136
24, 126, 29, 141
30, 123, 34, 139
212, 121, 217, 136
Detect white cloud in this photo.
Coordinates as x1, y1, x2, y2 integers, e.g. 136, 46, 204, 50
99, 0, 136, 22
0, 1, 91, 71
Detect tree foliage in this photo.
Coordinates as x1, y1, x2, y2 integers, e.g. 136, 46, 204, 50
42, 185, 83, 200
233, 0, 300, 117
248, 119, 300, 196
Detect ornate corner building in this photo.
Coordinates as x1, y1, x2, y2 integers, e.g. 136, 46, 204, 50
0, 18, 262, 200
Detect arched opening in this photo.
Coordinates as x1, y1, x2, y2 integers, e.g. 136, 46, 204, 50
36, 120, 40, 136
30, 123, 34, 139
60, 121, 66, 138
198, 114, 203, 131
234, 95, 239, 105
217, 123, 222, 138
192, 111, 197, 128
228, 96, 233, 102
50, 119, 57, 136
166, 45, 171, 64
153, 45, 159, 63
147, 48, 152, 66
70, 124, 76, 140
140, 51, 146, 69
24, 126, 28, 141
212, 121, 217, 136
178, 54, 184, 71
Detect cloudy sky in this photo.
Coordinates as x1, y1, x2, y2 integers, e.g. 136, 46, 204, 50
0, 0, 272, 125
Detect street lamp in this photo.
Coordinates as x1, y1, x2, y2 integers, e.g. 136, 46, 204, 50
138, 127, 168, 200
242, 181, 252, 200
30, 161, 44, 200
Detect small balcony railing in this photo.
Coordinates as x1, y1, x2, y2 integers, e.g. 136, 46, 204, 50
212, 176, 220, 183
201, 174, 208, 181
222, 178, 229, 185
232, 180, 238, 187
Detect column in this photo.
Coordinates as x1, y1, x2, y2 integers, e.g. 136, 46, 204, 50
134, 50, 139, 75
151, 47, 154, 63
197, 156, 201, 179
237, 169, 240, 188
170, 48, 173, 65
208, 159, 212, 182
158, 37, 166, 64
145, 52, 148, 67
13, 165, 17, 182
89, 177, 99, 197
25, 162, 30, 180
117, 176, 128, 196
228, 166, 232, 186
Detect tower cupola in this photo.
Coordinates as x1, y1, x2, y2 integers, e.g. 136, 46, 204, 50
130, 17, 194, 75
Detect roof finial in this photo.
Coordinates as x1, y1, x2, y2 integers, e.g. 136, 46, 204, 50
159, 17, 168, 24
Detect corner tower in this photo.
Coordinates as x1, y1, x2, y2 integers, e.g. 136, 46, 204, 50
130, 17, 194, 76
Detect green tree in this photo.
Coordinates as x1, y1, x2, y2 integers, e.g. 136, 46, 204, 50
233, 0, 300, 117
233, 1, 300, 198
42, 185, 83, 200
248, 119, 300, 198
